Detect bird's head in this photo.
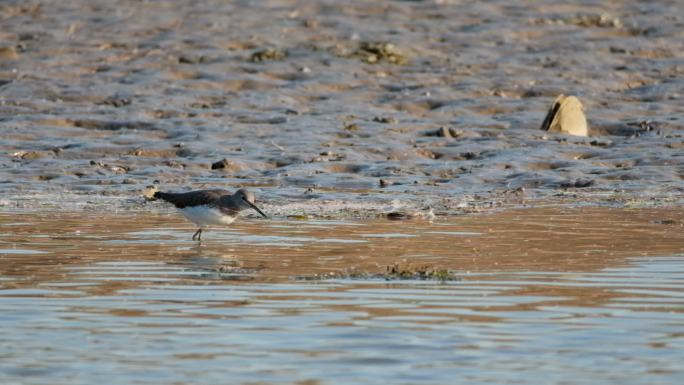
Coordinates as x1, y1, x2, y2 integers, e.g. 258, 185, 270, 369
233, 189, 268, 218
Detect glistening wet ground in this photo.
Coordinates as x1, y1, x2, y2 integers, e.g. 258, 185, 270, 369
2, 0, 684, 214
1, 207, 683, 384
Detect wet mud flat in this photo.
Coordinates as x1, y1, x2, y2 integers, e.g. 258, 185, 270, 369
2, 1, 684, 382
1, 1, 684, 216
1, 207, 684, 384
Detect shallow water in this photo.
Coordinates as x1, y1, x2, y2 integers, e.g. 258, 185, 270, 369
1, 207, 684, 384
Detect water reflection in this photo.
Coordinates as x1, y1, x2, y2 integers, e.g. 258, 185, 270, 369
1, 208, 683, 384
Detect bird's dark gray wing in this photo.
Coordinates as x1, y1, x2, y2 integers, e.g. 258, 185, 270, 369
154, 189, 230, 208
217, 195, 242, 216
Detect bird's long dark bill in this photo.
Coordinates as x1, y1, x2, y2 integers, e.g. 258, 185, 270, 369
247, 201, 268, 218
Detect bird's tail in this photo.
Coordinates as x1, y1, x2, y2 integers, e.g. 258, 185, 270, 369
142, 185, 160, 201
153, 191, 173, 201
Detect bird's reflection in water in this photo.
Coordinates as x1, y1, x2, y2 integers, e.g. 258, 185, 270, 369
173, 246, 265, 282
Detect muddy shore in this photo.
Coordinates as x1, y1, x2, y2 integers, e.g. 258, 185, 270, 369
1, 1, 683, 216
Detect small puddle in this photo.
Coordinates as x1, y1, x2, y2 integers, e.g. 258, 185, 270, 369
1, 207, 683, 384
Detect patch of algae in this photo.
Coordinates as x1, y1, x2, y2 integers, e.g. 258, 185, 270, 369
297, 262, 458, 282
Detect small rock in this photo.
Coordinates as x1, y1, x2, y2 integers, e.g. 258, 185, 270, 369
415, 148, 440, 159
437, 127, 454, 138
211, 158, 243, 171
540, 94, 589, 136
129, 148, 177, 157
107, 165, 129, 173
575, 14, 622, 28
354, 41, 408, 65
235, 115, 287, 124
343, 123, 359, 131
12, 151, 51, 160
90, 160, 130, 173
165, 160, 185, 169
589, 139, 612, 147
424, 127, 459, 138
372, 116, 398, 124
533, 13, 622, 28
386, 207, 435, 221
504, 187, 526, 195
317, 151, 345, 161
178, 55, 205, 64
302, 18, 319, 28
72, 119, 156, 131
100, 97, 131, 107
250, 48, 287, 62
271, 156, 303, 168
560, 178, 595, 188
461, 152, 477, 160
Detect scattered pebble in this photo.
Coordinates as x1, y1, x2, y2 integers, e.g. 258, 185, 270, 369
235, 115, 287, 124
99, 97, 131, 107
352, 41, 408, 65
211, 158, 243, 172
560, 178, 595, 188
343, 122, 359, 131
90, 160, 130, 173
164, 160, 185, 169
386, 207, 435, 221
250, 48, 287, 62
12, 151, 52, 160
372, 116, 398, 124
532, 13, 622, 28
178, 55, 205, 64
424, 127, 460, 138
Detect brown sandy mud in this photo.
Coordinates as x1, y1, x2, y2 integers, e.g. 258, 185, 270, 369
0, 1, 683, 216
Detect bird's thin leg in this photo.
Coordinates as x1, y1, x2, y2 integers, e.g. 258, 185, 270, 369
192, 228, 202, 241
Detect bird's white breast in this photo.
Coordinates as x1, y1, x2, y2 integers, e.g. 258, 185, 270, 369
179, 205, 236, 227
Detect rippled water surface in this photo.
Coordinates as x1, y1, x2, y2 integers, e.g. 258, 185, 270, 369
1, 207, 684, 384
